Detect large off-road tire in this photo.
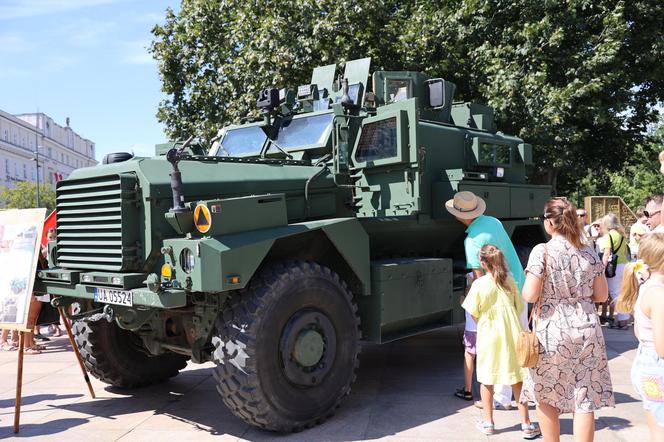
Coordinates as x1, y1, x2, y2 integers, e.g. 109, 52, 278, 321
73, 319, 189, 388
212, 261, 361, 432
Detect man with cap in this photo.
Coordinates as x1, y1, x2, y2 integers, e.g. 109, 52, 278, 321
446, 190, 527, 410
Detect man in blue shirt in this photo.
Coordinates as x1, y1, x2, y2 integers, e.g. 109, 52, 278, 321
445, 190, 527, 411
445, 191, 525, 290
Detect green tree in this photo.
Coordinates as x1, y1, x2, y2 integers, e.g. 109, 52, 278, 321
569, 123, 664, 209
0, 182, 56, 212
607, 124, 664, 209
150, 0, 664, 196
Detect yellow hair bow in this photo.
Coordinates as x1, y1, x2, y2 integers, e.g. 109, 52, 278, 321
634, 259, 648, 273
634, 259, 650, 284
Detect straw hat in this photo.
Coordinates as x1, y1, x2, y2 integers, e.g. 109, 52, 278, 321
445, 191, 486, 219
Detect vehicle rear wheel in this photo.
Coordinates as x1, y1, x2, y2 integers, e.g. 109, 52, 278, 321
73, 318, 189, 388
212, 261, 361, 432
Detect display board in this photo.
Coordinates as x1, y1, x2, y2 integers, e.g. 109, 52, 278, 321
584, 196, 636, 232
0, 208, 46, 331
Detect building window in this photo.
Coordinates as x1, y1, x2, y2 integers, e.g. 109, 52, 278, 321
3, 129, 7, 141
5, 159, 8, 173
15, 162, 19, 177
48, 147, 52, 158
48, 171, 53, 184
23, 164, 27, 179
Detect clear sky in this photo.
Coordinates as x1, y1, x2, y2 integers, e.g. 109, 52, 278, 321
0, 0, 180, 161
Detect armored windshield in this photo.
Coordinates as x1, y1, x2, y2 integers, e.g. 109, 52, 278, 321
216, 126, 267, 157
216, 112, 334, 157
271, 112, 334, 150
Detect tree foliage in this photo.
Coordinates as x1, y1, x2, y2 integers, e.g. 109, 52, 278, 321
0, 182, 56, 212
570, 123, 664, 210
150, 0, 663, 196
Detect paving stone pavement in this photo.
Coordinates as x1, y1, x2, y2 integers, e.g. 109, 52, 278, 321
0, 324, 646, 441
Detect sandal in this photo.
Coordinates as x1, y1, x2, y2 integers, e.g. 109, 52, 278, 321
34, 333, 50, 342
454, 388, 473, 401
476, 420, 495, 436
522, 422, 541, 439
24, 346, 42, 354
1, 342, 17, 351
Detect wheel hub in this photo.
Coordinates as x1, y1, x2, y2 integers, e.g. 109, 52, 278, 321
280, 309, 336, 387
293, 329, 325, 367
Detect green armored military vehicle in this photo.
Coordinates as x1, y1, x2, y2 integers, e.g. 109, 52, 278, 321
36, 58, 550, 431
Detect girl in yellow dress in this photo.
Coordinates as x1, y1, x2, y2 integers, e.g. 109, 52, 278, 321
462, 244, 540, 439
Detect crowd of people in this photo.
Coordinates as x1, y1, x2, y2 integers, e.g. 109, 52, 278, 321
448, 188, 664, 441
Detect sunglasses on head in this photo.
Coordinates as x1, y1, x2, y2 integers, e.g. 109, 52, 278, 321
644, 210, 661, 218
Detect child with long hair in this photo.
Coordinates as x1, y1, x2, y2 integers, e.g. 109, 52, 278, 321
462, 244, 540, 439
618, 232, 664, 440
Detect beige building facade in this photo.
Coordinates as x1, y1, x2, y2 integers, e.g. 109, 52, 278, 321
0, 110, 97, 190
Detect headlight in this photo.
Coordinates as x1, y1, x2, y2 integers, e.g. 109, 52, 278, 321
180, 248, 195, 274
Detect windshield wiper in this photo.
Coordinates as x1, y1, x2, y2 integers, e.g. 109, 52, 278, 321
266, 142, 293, 160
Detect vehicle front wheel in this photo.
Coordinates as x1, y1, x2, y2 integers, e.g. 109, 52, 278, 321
212, 261, 361, 432
73, 318, 189, 388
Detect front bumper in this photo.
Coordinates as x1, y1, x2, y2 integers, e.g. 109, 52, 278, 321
34, 278, 187, 309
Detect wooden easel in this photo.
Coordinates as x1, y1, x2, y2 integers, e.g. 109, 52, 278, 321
12, 308, 96, 433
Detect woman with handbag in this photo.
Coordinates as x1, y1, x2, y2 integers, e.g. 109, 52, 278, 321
520, 198, 614, 442
599, 213, 630, 329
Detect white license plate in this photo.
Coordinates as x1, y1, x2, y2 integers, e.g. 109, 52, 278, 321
93, 288, 133, 307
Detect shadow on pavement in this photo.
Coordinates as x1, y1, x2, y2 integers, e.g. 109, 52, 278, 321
614, 391, 640, 405
0, 324, 642, 440
0, 393, 82, 408
1, 419, 89, 438
1, 326, 472, 440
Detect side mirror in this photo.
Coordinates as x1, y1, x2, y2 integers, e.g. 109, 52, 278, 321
426, 79, 446, 109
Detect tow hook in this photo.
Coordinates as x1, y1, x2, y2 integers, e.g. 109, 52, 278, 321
102, 305, 115, 323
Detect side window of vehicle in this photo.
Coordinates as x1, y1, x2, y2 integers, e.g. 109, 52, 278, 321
355, 118, 398, 163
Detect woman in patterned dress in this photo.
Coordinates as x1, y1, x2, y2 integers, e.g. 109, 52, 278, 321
520, 198, 615, 442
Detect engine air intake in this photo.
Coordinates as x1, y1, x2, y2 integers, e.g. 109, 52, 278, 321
55, 174, 141, 272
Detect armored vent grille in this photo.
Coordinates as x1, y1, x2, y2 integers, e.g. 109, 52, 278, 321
56, 174, 140, 272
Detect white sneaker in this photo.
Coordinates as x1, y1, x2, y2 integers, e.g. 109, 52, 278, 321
473, 400, 513, 410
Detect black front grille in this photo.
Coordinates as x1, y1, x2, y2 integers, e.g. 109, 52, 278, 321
56, 174, 140, 271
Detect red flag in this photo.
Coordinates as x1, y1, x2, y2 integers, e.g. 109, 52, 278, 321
41, 210, 56, 247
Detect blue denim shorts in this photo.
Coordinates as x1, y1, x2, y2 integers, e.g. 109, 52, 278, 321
632, 345, 664, 426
